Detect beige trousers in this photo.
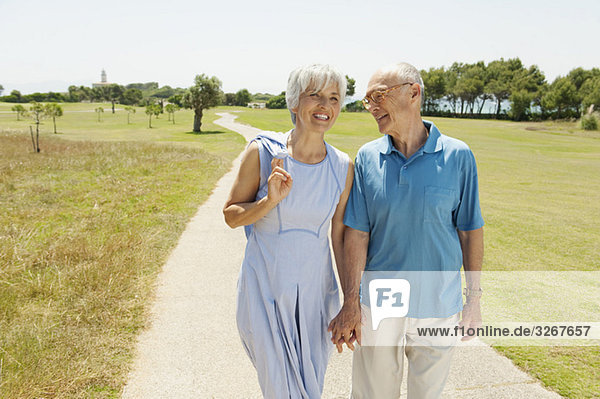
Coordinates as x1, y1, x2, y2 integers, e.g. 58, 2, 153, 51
351, 304, 460, 399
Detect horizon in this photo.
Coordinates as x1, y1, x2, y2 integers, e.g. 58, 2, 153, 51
2, 60, 597, 97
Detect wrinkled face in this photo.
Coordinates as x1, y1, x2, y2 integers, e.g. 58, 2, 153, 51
365, 70, 413, 134
292, 83, 341, 133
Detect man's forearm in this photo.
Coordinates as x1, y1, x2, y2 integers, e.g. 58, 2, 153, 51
339, 228, 369, 304
458, 227, 484, 292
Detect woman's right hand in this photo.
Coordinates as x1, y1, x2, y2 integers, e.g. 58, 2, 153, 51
267, 158, 293, 204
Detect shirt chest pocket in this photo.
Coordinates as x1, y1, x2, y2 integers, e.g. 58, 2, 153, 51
423, 186, 458, 225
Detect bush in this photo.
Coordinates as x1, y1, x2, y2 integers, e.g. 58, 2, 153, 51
343, 100, 365, 112
581, 114, 598, 130
266, 92, 286, 109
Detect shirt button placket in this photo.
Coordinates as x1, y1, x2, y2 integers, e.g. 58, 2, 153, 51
399, 164, 408, 184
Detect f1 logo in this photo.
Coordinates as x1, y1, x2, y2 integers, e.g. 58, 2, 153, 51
369, 279, 411, 330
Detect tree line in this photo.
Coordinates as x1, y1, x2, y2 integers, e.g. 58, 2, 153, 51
418, 58, 599, 122
0, 83, 264, 109
3, 61, 599, 134
0, 83, 186, 111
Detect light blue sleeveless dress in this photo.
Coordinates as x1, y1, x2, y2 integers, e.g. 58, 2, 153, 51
236, 130, 350, 399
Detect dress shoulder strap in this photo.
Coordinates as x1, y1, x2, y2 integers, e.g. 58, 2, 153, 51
247, 131, 289, 191
324, 142, 351, 192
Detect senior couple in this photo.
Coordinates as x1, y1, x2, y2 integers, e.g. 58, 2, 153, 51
223, 62, 484, 399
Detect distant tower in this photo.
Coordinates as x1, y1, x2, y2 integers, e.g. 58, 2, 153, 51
93, 69, 112, 88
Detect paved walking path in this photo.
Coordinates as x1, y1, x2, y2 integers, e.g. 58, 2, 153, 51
121, 113, 560, 398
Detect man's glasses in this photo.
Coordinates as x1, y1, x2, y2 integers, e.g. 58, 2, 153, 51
362, 82, 414, 110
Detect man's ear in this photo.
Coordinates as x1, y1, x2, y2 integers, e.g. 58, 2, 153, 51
410, 84, 421, 104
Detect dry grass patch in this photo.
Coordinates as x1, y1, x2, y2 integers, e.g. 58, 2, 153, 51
0, 133, 233, 398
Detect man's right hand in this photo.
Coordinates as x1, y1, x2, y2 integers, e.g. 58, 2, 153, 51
328, 301, 362, 353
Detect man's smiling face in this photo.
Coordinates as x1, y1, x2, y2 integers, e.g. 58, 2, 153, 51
365, 71, 412, 134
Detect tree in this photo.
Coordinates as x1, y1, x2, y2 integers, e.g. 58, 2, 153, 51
486, 58, 524, 117
168, 94, 183, 107
453, 62, 487, 115
26, 92, 48, 102
75, 86, 92, 102
234, 89, 252, 106
11, 104, 27, 120
580, 76, 600, 112
541, 77, 578, 119
107, 84, 124, 113
95, 107, 104, 122
145, 104, 160, 128
124, 106, 136, 124
152, 103, 161, 119
0, 84, 3, 96
266, 91, 287, 109
567, 67, 592, 91
7, 90, 23, 103
67, 85, 81, 102
145, 105, 153, 128
165, 104, 179, 124
121, 88, 143, 106
223, 93, 236, 106
421, 67, 446, 113
123, 88, 142, 106
44, 103, 63, 133
182, 74, 223, 132
508, 90, 533, 121
509, 64, 546, 120
565, 67, 598, 114
126, 82, 159, 91
46, 92, 64, 102
343, 100, 364, 112
444, 63, 462, 113
151, 85, 176, 100
29, 125, 40, 153
91, 87, 105, 102
252, 93, 274, 102
345, 75, 356, 97
29, 102, 46, 139
150, 85, 179, 110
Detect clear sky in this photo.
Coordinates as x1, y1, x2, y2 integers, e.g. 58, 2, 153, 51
1, 0, 599, 97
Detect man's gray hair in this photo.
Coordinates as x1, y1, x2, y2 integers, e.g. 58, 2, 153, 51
388, 62, 425, 105
286, 64, 347, 125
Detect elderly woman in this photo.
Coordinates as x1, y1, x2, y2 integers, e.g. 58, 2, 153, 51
223, 64, 353, 398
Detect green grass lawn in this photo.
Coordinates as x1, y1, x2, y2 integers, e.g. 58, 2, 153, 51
0, 103, 245, 398
233, 107, 600, 398
0, 102, 245, 162
1, 102, 598, 398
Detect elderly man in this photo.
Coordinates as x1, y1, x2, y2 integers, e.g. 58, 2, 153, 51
328, 62, 484, 398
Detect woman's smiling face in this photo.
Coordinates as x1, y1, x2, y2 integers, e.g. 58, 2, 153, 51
292, 83, 342, 133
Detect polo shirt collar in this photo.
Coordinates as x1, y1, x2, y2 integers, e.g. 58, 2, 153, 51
422, 120, 444, 153
378, 119, 444, 155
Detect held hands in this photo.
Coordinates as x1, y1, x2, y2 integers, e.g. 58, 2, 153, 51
328, 301, 362, 353
267, 158, 293, 204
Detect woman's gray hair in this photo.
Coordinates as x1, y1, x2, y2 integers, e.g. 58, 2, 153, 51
286, 64, 347, 125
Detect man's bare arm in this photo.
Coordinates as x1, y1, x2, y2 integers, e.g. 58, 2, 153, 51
328, 227, 369, 352
458, 227, 484, 340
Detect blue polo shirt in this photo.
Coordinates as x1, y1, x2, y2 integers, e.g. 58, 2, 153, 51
344, 120, 484, 317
